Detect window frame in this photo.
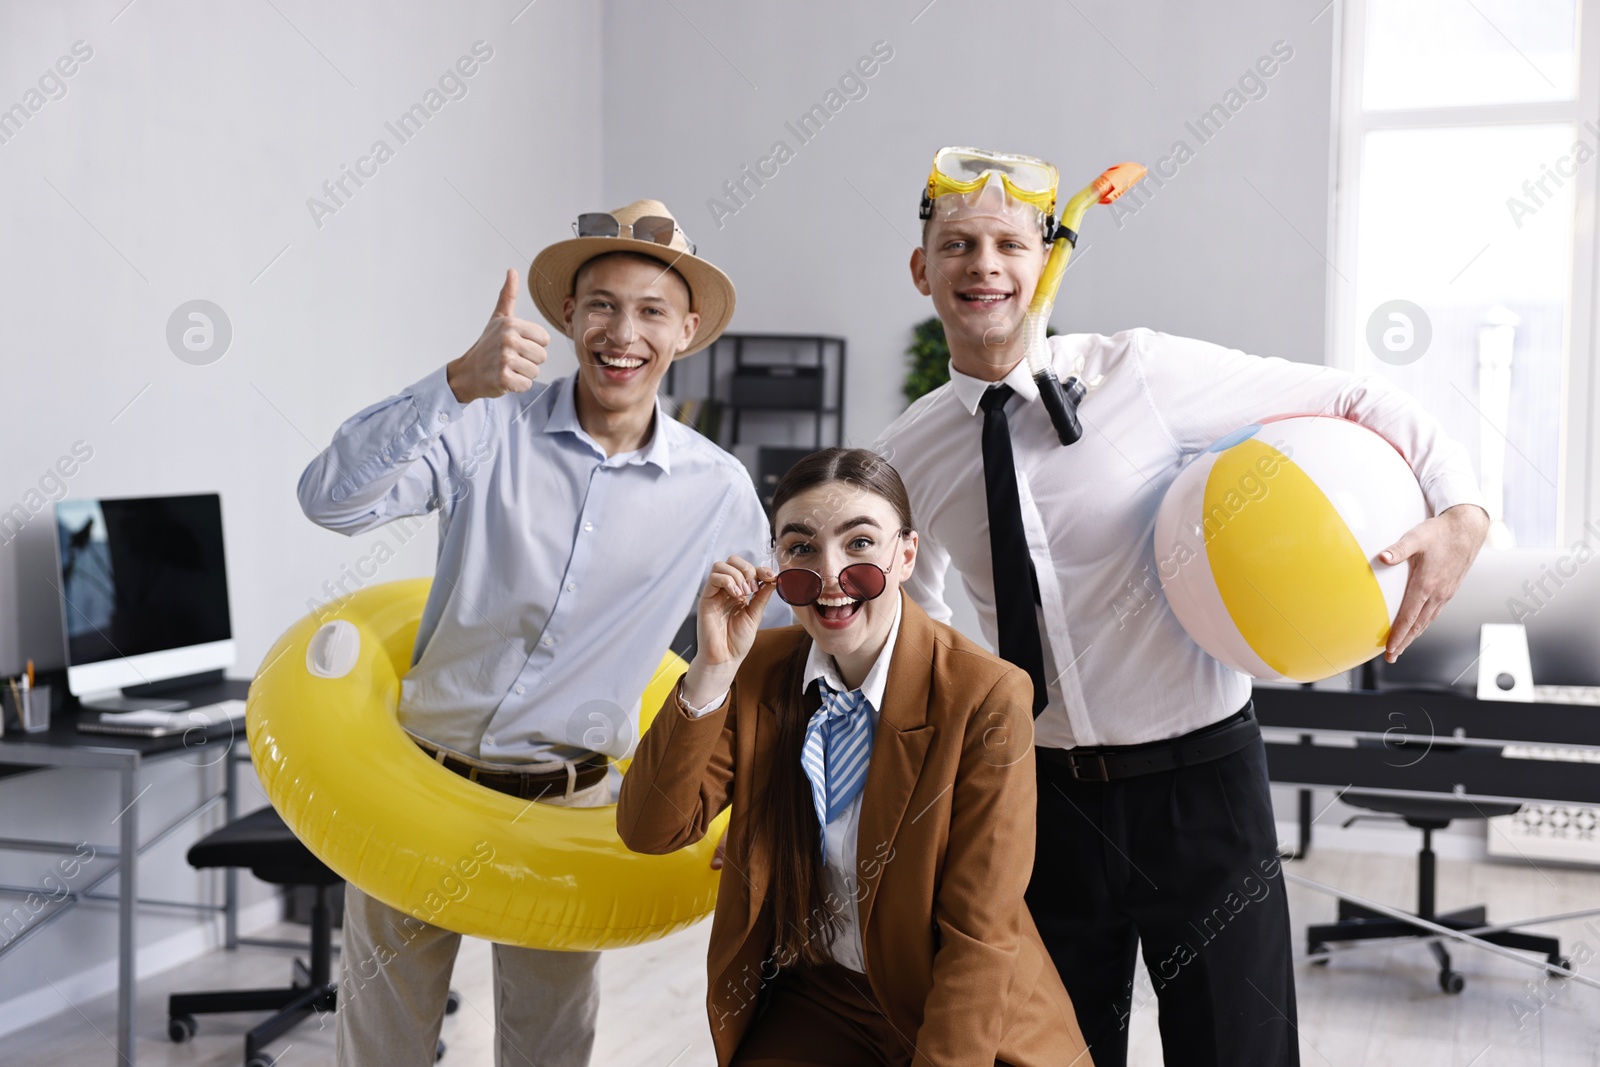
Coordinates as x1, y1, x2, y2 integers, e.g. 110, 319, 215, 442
1329, 0, 1600, 543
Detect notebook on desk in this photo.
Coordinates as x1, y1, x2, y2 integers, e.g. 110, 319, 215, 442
76, 699, 248, 738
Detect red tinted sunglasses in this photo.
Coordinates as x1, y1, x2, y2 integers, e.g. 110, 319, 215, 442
769, 534, 904, 607
772, 562, 890, 607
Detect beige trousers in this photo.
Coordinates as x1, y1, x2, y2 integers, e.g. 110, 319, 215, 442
334, 778, 608, 1067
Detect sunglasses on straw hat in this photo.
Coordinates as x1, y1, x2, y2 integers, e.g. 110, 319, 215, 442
529, 198, 735, 358
573, 213, 696, 255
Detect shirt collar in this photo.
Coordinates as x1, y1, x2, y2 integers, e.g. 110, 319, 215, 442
542, 375, 672, 473
801, 592, 904, 715
948, 356, 1041, 416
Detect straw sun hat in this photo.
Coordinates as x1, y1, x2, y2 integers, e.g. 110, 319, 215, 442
528, 199, 735, 359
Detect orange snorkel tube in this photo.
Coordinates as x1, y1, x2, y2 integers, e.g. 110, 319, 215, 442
1025, 163, 1146, 445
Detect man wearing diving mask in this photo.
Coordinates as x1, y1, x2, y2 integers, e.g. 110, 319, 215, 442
876, 146, 1490, 1067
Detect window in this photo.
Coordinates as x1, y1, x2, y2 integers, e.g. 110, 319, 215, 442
1332, 0, 1596, 547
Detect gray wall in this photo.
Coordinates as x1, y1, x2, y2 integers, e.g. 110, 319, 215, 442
599, 0, 1338, 449
0, 0, 601, 1026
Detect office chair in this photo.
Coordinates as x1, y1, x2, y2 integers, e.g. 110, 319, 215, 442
1305, 791, 1571, 994
166, 806, 458, 1067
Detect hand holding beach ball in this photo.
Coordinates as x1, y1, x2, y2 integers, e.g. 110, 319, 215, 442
1153, 416, 1427, 682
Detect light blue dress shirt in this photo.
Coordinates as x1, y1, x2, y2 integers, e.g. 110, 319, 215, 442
298, 367, 783, 763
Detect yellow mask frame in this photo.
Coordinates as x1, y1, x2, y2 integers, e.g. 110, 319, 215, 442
920, 146, 1060, 228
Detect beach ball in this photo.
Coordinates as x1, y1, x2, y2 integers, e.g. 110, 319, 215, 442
1153, 416, 1427, 682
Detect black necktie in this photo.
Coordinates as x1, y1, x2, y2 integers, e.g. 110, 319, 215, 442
979, 385, 1048, 715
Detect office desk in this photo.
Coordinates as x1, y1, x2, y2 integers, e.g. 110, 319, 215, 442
1254, 684, 1600, 854
0, 677, 251, 1067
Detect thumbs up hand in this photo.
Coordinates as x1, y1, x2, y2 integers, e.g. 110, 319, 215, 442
446, 269, 551, 403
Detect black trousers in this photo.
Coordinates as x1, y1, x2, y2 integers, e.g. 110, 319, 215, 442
1027, 734, 1299, 1067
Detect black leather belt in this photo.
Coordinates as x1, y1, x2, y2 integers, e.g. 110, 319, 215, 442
411, 737, 609, 800
1038, 703, 1259, 782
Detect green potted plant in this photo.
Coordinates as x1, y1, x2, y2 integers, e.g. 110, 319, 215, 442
903, 316, 1055, 405
903, 317, 950, 404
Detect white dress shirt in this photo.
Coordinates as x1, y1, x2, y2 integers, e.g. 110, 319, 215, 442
874, 330, 1485, 750
800, 595, 900, 973
298, 367, 784, 762
688, 595, 902, 972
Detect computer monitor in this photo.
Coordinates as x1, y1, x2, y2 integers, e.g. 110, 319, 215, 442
1375, 545, 1600, 692
52, 492, 235, 711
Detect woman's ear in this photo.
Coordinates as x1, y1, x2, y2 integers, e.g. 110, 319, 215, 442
897, 530, 918, 582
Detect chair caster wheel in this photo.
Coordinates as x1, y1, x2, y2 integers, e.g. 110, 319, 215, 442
436, 1037, 447, 1061
1308, 943, 1329, 966
167, 1014, 196, 1043
246, 1053, 277, 1067
1439, 970, 1465, 994
1549, 956, 1572, 978
445, 989, 461, 1014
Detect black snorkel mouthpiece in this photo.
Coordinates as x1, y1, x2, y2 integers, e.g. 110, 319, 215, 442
1034, 371, 1086, 446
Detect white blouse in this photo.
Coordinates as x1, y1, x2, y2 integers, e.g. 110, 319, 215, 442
686, 595, 904, 972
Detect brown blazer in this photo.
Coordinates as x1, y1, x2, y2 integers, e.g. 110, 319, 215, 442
617, 593, 1091, 1067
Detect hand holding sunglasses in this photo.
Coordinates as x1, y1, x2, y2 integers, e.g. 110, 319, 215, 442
681, 556, 779, 709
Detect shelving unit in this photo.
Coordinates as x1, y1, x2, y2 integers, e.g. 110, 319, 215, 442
663, 333, 847, 512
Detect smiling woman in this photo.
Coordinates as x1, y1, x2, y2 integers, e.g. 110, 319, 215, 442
617, 448, 1090, 1066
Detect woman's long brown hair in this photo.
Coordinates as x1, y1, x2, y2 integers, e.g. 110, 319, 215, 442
755, 448, 914, 968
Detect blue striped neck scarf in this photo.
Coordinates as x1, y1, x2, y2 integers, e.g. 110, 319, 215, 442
801, 680, 876, 864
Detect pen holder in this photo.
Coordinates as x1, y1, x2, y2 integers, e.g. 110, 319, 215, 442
3, 684, 51, 733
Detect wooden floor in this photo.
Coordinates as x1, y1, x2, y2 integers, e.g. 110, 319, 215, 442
9, 844, 1600, 1066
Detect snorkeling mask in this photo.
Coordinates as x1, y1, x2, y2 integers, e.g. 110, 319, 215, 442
920, 146, 1146, 445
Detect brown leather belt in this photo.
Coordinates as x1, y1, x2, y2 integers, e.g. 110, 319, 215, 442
410, 735, 609, 801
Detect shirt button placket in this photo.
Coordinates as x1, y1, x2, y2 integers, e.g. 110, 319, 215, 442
517, 464, 603, 739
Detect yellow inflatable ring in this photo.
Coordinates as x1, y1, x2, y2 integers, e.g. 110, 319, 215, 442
246, 578, 727, 951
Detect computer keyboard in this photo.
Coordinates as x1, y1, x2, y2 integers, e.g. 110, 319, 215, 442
1503, 744, 1600, 764
1534, 685, 1600, 706
77, 699, 248, 737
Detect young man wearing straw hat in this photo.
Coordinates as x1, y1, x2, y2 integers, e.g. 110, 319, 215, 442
299, 199, 782, 1067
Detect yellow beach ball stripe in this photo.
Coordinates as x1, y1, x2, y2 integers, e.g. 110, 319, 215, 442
1155, 415, 1427, 683
1203, 438, 1391, 681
